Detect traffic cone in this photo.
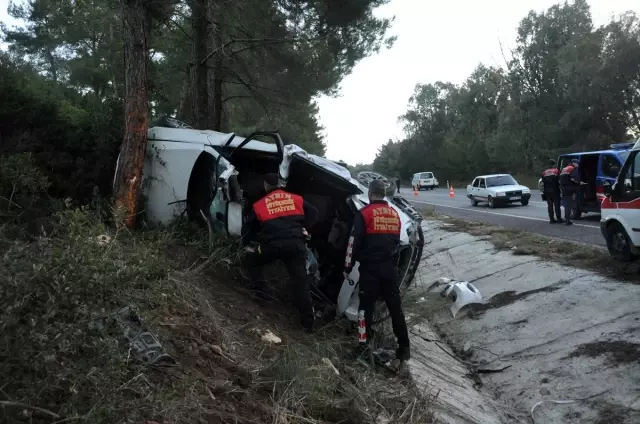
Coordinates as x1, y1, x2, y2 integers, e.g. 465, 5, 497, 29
449, 186, 455, 198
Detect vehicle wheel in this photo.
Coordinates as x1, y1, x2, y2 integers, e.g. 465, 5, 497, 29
521, 199, 529, 206
606, 222, 636, 262
488, 196, 495, 208
470, 196, 478, 206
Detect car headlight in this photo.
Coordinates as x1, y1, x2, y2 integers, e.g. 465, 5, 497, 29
496, 192, 506, 197
522, 189, 530, 194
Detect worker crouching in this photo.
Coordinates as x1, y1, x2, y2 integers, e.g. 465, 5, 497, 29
344, 179, 410, 364
242, 173, 318, 333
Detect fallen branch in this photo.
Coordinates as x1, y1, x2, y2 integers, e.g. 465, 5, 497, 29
0, 400, 60, 419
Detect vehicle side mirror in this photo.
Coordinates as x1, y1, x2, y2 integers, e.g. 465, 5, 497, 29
603, 180, 613, 196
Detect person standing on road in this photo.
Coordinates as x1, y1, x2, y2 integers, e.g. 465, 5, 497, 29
395, 176, 401, 194
541, 159, 563, 224
241, 173, 318, 333
344, 179, 410, 364
560, 159, 584, 226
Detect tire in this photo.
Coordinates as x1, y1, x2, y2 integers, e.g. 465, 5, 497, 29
606, 222, 636, 262
488, 196, 495, 208
470, 196, 478, 206
521, 199, 529, 206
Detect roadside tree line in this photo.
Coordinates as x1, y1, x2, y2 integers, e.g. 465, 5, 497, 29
1, 0, 394, 223
372, 0, 640, 185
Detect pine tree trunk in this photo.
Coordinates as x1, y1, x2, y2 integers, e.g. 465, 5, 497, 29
193, 0, 208, 129
113, 0, 151, 228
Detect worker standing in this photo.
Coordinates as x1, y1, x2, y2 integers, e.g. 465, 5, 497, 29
559, 159, 584, 226
541, 159, 563, 224
344, 179, 410, 364
395, 176, 401, 194
242, 173, 318, 332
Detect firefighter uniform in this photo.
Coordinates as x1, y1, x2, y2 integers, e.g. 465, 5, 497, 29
242, 188, 318, 331
541, 165, 563, 223
344, 200, 410, 361
560, 163, 580, 225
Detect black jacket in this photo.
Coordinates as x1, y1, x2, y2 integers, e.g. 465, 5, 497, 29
345, 200, 401, 272
241, 189, 318, 247
541, 167, 560, 193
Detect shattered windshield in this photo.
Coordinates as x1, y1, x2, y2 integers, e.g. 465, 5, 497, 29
486, 175, 518, 187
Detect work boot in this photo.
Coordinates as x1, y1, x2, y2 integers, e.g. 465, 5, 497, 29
557, 218, 564, 224
565, 220, 573, 226
396, 345, 411, 361
549, 218, 557, 224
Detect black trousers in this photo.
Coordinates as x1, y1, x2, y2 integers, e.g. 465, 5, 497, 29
358, 264, 410, 348
545, 191, 562, 220
248, 241, 314, 329
396, 182, 400, 193
562, 193, 576, 221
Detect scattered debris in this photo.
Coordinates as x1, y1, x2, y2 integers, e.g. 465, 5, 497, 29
321, 357, 340, 375
426, 277, 483, 317
94, 234, 112, 245
253, 328, 282, 344
90, 305, 175, 366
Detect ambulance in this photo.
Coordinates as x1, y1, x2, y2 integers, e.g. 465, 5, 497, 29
601, 139, 640, 261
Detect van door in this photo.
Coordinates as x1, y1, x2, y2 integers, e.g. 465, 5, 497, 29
608, 151, 640, 246
210, 131, 286, 237
599, 154, 622, 202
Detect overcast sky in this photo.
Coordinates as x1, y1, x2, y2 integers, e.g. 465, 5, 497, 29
1, 0, 637, 164
315, 0, 638, 165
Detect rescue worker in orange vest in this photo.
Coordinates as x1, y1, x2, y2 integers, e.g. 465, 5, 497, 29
541, 159, 563, 224
559, 159, 585, 226
344, 179, 410, 363
242, 173, 319, 332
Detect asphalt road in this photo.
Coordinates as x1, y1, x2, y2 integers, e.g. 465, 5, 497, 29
401, 187, 607, 247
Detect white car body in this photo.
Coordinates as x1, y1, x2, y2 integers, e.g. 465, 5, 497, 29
600, 139, 640, 261
117, 121, 425, 322
466, 174, 531, 208
411, 172, 438, 190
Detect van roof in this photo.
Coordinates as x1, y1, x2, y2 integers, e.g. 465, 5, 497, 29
560, 143, 635, 157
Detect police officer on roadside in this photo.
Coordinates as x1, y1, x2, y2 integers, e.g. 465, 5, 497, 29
560, 159, 584, 226
541, 159, 563, 224
344, 179, 410, 364
241, 173, 318, 332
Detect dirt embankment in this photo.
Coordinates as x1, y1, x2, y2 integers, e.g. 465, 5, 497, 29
0, 208, 434, 424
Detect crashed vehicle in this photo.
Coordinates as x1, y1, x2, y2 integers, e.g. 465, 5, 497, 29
135, 117, 424, 322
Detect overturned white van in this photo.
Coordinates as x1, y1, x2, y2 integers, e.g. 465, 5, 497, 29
121, 117, 425, 322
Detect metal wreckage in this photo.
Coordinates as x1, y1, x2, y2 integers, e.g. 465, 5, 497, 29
115, 116, 426, 329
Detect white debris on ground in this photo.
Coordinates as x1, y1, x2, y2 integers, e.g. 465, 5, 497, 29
252, 329, 282, 344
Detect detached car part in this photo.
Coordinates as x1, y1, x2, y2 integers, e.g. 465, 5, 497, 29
426, 278, 483, 317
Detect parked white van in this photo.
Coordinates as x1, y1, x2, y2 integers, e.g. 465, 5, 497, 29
411, 172, 439, 191
601, 139, 640, 261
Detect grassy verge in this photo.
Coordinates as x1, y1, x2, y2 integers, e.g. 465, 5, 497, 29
422, 210, 640, 284
0, 206, 435, 424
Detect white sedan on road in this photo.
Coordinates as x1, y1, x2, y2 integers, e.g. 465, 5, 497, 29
467, 174, 532, 208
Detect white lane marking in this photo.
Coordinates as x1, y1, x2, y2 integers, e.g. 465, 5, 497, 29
410, 199, 599, 229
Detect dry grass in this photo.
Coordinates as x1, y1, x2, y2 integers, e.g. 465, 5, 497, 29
0, 206, 436, 424
433, 215, 640, 284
